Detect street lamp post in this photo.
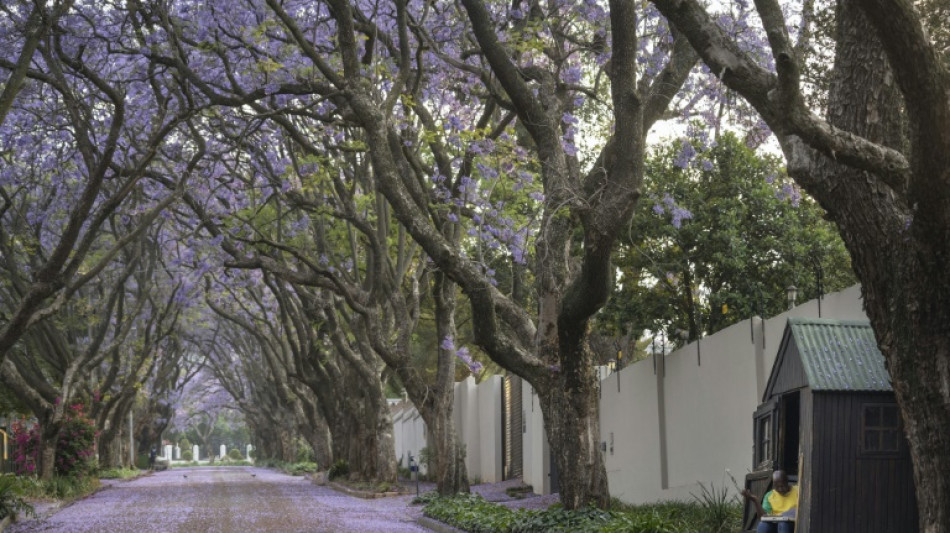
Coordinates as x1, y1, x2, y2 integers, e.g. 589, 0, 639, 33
786, 285, 799, 310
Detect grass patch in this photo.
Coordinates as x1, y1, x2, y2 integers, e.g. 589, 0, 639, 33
97, 467, 142, 480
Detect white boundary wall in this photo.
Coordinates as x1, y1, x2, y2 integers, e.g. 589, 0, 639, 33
393, 285, 866, 502
391, 375, 504, 483
600, 284, 865, 502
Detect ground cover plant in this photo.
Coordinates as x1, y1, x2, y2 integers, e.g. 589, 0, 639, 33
96, 468, 142, 480
422, 492, 742, 533
0, 475, 35, 521
8, 475, 100, 502
327, 460, 350, 481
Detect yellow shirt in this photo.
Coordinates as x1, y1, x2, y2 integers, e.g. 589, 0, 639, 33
763, 485, 799, 516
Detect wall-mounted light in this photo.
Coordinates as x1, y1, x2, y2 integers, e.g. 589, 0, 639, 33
786, 285, 798, 310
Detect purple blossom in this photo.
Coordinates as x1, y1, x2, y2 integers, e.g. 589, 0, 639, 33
671, 206, 693, 228
441, 336, 482, 374
561, 139, 578, 156
674, 140, 697, 168
561, 66, 582, 84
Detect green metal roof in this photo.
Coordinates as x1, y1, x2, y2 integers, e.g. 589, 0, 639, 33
788, 318, 893, 392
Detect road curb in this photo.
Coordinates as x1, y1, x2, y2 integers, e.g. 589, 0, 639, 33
415, 515, 465, 533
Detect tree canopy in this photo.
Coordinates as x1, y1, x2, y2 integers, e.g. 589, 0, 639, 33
1, 0, 946, 527
600, 133, 856, 346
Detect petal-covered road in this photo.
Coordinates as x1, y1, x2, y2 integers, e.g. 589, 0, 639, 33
9, 467, 433, 533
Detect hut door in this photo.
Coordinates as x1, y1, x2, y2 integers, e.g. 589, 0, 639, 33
778, 391, 800, 475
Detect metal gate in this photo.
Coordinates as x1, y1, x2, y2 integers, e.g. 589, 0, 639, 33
502, 374, 523, 480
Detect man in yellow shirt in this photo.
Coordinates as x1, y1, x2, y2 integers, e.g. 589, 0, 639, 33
741, 470, 799, 533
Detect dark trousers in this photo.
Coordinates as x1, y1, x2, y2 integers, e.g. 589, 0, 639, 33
756, 520, 794, 533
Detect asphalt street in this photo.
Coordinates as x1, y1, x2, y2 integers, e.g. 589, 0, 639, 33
7, 467, 431, 533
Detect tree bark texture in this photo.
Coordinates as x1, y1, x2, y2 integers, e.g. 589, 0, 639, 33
813, 3, 950, 531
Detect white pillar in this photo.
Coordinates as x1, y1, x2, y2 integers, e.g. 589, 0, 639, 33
164, 444, 173, 461
174, 445, 181, 460
220, 444, 226, 458
193, 444, 200, 461
246, 444, 253, 460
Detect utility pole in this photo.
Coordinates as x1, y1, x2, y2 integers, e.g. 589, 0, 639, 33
129, 411, 135, 467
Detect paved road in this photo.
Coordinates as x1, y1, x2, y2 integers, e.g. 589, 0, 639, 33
9, 467, 432, 533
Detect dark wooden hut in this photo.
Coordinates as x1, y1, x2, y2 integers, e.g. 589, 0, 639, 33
742, 318, 918, 533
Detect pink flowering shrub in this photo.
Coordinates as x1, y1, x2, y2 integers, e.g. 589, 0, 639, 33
11, 419, 39, 476
11, 403, 98, 477
55, 403, 99, 477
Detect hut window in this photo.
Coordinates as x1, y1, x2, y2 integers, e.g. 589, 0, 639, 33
861, 404, 900, 454
756, 416, 771, 465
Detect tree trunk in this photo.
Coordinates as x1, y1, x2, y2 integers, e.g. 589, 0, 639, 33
806, 3, 950, 531
420, 402, 469, 496
534, 358, 608, 509
424, 271, 468, 495
98, 427, 121, 468
36, 420, 60, 480
295, 397, 332, 468
348, 389, 397, 483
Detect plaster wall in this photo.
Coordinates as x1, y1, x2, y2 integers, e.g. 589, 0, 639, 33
392, 285, 866, 503
476, 376, 503, 483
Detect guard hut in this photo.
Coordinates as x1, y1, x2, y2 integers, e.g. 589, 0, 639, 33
743, 318, 918, 533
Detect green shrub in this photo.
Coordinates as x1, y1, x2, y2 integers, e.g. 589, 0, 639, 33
286, 462, 319, 475
54, 404, 98, 477
327, 459, 349, 480
181, 450, 193, 461
228, 449, 243, 461
179, 438, 192, 450
0, 475, 34, 520
295, 441, 315, 463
